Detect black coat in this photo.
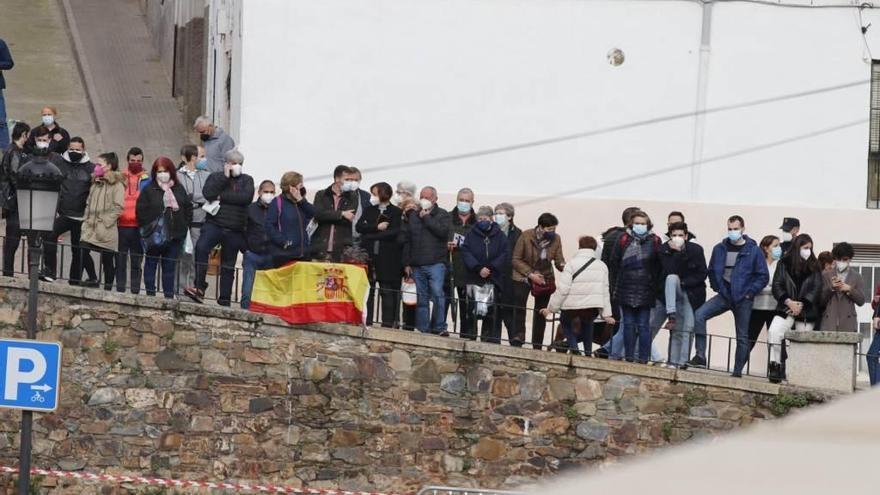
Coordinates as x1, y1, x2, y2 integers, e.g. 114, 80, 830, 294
659, 241, 708, 309
53, 152, 95, 218
202, 172, 255, 232
135, 181, 193, 241
401, 206, 451, 267
498, 224, 523, 304
0, 143, 27, 211
608, 231, 663, 308
25, 125, 70, 155
246, 201, 271, 254
311, 184, 360, 259
356, 204, 403, 282
771, 258, 824, 322
460, 223, 510, 289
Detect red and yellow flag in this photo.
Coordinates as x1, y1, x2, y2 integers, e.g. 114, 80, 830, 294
249, 261, 370, 325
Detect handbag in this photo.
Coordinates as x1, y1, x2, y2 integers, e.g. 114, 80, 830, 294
140, 214, 170, 250
467, 283, 495, 317
530, 277, 556, 297
401, 278, 418, 306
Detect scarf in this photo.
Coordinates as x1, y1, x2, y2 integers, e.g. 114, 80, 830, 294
159, 180, 180, 211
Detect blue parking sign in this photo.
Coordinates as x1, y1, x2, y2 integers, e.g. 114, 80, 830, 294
0, 339, 62, 412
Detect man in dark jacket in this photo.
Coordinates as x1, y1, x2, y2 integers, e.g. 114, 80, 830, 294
659, 222, 707, 368
311, 165, 359, 261
0, 37, 13, 151
184, 149, 255, 306
0, 122, 29, 276
447, 187, 476, 337
240, 180, 276, 309
494, 202, 523, 346
691, 215, 769, 376
460, 206, 509, 344
41, 136, 95, 285
402, 186, 451, 335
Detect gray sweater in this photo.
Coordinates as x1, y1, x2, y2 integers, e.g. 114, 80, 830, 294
203, 128, 235, 174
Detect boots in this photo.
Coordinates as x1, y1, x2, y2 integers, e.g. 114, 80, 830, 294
768, 362, 783, 384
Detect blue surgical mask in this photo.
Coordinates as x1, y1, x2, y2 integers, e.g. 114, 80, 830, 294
542, 231, 556, 241
494, 213, 508, 227
457, 201, 472, 213
632, 224, 648, 236
728, 230, 743, 243
196, 158, 208, 171
771, 246, 782, 260
476, 220, 492, 231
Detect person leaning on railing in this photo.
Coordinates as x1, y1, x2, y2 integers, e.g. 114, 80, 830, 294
459, 206, 509, 344
264, 171, 314, 268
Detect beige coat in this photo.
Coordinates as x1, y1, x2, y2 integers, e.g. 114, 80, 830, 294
512, 228, 565, 281
547, 249, 612, 315
820, 269, 866, 332
81, 171, 125, 251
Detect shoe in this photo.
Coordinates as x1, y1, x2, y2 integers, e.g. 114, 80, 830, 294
687, 356, 707, 368
768, 362, 783, 384
38, 274, 55, 283
183, 287, 205, 304
593, 347, 610, 359
438, 331, 450, 337
731, 371, 742, 378
83, 279, 100, 288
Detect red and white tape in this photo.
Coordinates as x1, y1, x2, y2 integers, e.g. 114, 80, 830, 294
0, 466, 402, 495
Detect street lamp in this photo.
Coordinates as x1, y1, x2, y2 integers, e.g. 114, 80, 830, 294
13, 157, 62, 495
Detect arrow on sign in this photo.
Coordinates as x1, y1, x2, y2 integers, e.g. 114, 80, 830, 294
30, 384, 52, 392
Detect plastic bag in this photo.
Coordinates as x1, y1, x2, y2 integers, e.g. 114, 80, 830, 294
401, 278, 417, 306
184, 229, 193, 255
467, 284, 495, 317
202, 200, 221, 216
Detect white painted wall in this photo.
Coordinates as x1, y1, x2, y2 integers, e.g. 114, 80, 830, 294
233, 0, 880, 212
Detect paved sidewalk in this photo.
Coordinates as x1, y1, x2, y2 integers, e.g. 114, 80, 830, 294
0, 0, 98, 149
64, 0, 187, 161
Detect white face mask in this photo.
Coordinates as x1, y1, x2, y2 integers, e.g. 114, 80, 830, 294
836, 261, 849, 272
41, 115, 55, 126
799, 248, 812, 260
781, 232, 793, 243
35, 140, 50, 150
390, 194, 401, 206
260, 192, 275, 204
156, 172, 171, 184
342, 180, 359, 192
670, 236, 685, 249
230, 164, 243, 177
369, 195, 380, 206
419, 198, 433, 210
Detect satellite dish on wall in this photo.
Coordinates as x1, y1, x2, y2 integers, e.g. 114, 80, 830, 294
607, 48, 625, 66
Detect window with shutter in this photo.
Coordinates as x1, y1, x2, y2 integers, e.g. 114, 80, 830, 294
867, 61, 880, 208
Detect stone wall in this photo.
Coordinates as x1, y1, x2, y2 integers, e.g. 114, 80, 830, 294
0, 279, 814, 493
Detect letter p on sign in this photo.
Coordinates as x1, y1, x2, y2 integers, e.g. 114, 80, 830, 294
0, 339, 61, 412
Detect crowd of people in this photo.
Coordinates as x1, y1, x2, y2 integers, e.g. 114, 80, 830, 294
1, 108, 879, 386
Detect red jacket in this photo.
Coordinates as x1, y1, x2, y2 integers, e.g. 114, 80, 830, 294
118, 170, 150, 228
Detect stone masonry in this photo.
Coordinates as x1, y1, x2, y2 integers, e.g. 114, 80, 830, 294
0, 278, 819, 493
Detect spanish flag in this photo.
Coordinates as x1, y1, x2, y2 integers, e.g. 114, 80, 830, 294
249, 261, 370, 325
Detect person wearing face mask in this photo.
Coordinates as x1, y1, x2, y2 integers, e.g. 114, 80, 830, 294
401, 186, 451, 335
311, 165, 359, 262
596, 206, 641, 358
607, 211, 662, 363
240, 180, 277, 309
691, 216, 768, 376
460, 206, 509, 344
766, 234, 823, 383
184, 149, 254, 306
493, 203, 523, 346
192, 116, 235, 173
746, 235, 782, 366
447, 188, 477, 338
347, 167, 371, 244
0, 122, 30, 276
512, 212, 566, 350
265, 171, 315, 267
819, 242, 865, 333
116, 147, 150, 294
40, 136, 95, 285
393, 180, 418, 329
176, 144, 211, 293
778, 217, 800, 256
658, 222, 707, 368
80, 153, 124, 291
136, 158, 193, 298
356, 182, 403, 327
25, 106, 70, 155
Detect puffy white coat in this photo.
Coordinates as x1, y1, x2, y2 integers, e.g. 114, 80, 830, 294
547, 249, 612, 315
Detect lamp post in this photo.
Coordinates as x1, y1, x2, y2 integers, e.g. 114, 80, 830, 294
13, 157, 62, 495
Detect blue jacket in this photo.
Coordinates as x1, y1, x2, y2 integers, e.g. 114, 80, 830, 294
460, 222, 510, 290
708, 235, 769, 304
264, 194, 315, 261
0, 38, 12, 89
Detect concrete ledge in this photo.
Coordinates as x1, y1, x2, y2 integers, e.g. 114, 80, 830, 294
785, 330, 861, 344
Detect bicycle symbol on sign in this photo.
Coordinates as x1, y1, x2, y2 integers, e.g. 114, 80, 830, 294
30, 391, 45, 403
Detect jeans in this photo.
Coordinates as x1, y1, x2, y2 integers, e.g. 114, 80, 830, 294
176, 224, 201, 294
194, 222, 246, 305
561, 308, 599, 354
412, 263, 447, 333
767, 316, 814, 363
116, 226, 143, 294
604, 302, 664, 361
0, 89, 8, 151
867, 329, 880, 386
665, 275, 695, 366
42, 216, 85, 282
2, 209, 19, 277
621, 305, 652, 362
240, 250, 273, 309
693, 294, 754, 374
143, 240, 182, 298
